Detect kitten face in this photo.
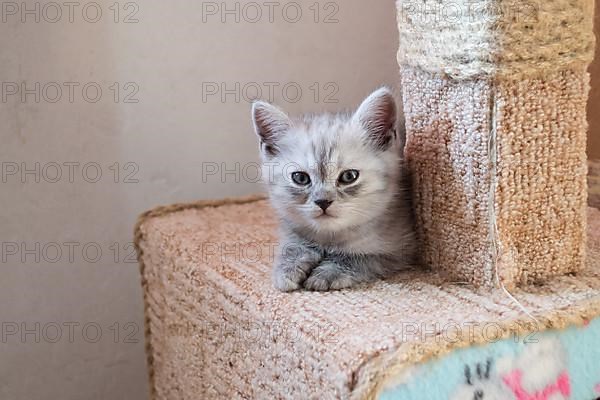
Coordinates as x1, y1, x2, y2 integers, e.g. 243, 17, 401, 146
252, 88, 402, 233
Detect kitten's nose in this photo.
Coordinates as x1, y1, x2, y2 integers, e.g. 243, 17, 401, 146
314, 199, 333, 211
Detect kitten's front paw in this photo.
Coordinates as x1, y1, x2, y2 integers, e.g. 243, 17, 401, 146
272, 262, 313, 292
304, 262, 355, 291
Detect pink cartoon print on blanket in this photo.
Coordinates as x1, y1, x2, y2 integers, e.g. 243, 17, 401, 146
451, 338, 571, 400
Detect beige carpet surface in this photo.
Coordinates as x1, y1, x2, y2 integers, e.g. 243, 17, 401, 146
397, 0, 595, 288
401, 67, 590, 288
136, 199, 600, 399
590, 160, 600, 209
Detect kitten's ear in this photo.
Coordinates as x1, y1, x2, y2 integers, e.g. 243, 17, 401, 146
251, 101, 292, 156
353, 87, 397, 150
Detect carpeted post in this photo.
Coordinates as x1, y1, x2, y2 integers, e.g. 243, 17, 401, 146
396, 0, 596, 287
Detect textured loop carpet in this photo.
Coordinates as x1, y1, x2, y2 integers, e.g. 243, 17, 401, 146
396, 0, 596, 288
590, 160, 600, 209
401, 67, 590, 288
135, 198, 600, 399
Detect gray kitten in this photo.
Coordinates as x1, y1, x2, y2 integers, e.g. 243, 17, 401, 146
251, 87, 416, 291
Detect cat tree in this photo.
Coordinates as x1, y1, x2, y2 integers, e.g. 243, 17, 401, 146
135, 1, 600, 398
397, 0, 596, 288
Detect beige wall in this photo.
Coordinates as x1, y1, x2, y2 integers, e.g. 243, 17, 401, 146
589, 11, 600, 160
0, 1, 400, 399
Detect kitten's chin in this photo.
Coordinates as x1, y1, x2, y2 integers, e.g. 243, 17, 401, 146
311, 209, 338, 221
313, 214, 335, 225
309, 213, 347, 232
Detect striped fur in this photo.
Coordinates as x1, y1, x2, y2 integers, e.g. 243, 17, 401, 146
252, 88, 417, 291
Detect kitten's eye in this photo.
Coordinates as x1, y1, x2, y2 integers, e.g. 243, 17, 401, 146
338, 169, 359, 184
291, 171, 311, 186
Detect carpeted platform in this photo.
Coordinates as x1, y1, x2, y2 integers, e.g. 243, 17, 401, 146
135, 198, 600, 399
